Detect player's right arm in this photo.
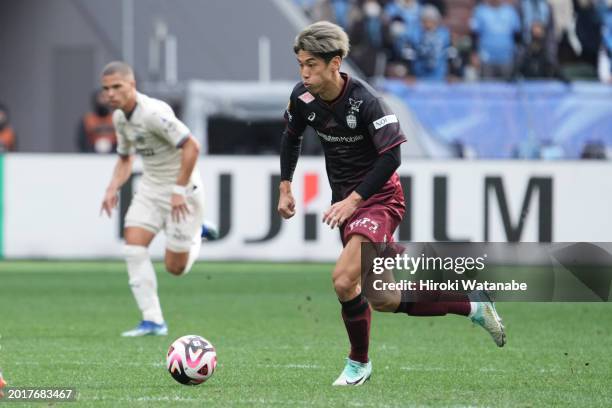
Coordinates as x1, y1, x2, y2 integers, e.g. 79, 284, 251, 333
101, 154, 134, 217
101, 113, 134, 217
278, 89, 307, 219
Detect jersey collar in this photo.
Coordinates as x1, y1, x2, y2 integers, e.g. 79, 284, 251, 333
319, 72, 350, 107
124, 92, 143, 122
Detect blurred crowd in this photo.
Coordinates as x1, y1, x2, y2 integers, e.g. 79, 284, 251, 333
2, 1, 610, 157
0, 103, 16, 152
294, 0, 612, 83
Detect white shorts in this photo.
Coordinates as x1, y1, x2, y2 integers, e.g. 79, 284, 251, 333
124, 182, 204, 252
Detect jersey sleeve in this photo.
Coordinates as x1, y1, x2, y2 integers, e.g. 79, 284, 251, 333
283, 87, 308, 137
280, 87, 308, 182
147, 104, 191, 148
113, 113, 134, 156
361, 96, 406, 154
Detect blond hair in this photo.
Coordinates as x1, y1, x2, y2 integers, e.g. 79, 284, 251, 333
293, 21, 350, 62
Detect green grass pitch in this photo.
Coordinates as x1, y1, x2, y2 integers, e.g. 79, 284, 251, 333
1, 261, 611, 407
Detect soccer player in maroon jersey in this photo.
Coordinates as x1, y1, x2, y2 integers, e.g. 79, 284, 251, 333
278, 21, 505, 386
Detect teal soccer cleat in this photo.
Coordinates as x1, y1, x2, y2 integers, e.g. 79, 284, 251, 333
332, 358, 372, 386
470, 291, 506, 347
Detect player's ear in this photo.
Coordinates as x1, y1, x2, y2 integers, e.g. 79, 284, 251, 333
330, 56, 342, 72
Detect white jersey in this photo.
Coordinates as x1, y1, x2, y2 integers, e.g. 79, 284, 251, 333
113, 92, 201, 189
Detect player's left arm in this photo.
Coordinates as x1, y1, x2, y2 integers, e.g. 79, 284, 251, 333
323, 96, 405, 229
172, 135, 200, 222
149, 108, 200, 222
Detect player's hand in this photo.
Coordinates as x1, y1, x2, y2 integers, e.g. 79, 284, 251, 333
278, 182, 296, 219
171, 193, 190, 223
100, 188, 119, 217
323, 192, 363, 229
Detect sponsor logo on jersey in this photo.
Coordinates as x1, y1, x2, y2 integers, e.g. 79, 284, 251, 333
346, 114, 357, 129
316, 130, 364, 143
298, 91, 315, 104
307, 112, 316, 122
136, 148, 155, 157
373, 114, 398, 130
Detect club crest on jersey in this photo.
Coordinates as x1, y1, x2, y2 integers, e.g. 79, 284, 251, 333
346, 114, 357, 129
299, 91, 315, 104
346, 98, 362, 129
348, 98, 363, 112
308, 112, 316, 122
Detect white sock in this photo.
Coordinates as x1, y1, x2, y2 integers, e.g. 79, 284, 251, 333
181, 235, 201, 276
468, 302, 478, 318
123, 245, 164, 324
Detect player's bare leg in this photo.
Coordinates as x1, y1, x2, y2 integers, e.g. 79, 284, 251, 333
332, 234, 373, 386
363, 267, 401, 312
165, 239, 200, 276
121, 226, 167, 337
165, 216, 202, 276
363, 245, 505, 347
165, 250, 190, 275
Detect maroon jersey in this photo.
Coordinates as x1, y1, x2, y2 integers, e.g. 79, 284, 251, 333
283, 73, 407, 203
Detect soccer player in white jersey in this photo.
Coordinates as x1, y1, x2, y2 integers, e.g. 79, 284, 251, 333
100, 61, 212, 337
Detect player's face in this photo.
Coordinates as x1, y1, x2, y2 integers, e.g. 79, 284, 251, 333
296, 50, 339, 95
101, 73, 135, 111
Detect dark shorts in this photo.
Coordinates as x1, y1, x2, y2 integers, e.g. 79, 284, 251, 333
339, 173, 405, 246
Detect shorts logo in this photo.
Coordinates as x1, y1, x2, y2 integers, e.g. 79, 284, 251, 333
299, 91, 315, 104
373, 114, 398, 130
348, 217, 379, 233
171, 231, 191, 242
308, 112, 316, 122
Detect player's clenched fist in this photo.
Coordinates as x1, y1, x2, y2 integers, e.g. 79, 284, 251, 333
278, 182, 296, 219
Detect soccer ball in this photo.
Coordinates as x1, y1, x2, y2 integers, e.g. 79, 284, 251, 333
166, 335, 217, 385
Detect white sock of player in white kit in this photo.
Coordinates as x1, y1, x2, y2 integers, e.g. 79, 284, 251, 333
123, 245, 164, 324
180, 235, 201, 276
